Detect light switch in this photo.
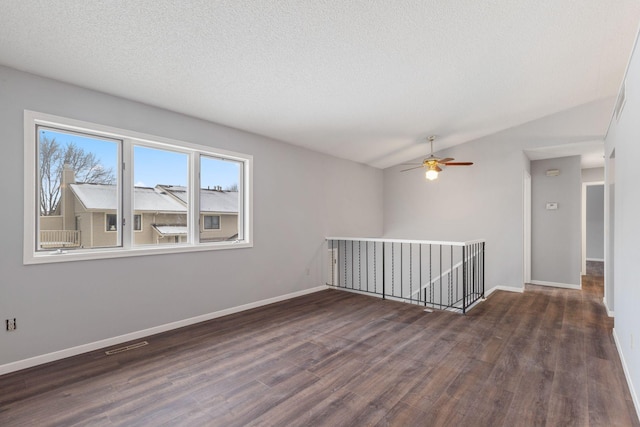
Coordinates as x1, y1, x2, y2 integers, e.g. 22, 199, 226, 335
546, 202, 558, 210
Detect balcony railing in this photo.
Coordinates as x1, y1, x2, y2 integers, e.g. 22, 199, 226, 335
40, 230, 81, 248
326, 237, 485, 314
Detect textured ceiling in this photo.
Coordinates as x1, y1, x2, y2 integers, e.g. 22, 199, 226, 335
1, 1, 639, 168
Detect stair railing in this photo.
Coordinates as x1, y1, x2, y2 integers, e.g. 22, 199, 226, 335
326, 237, 485, 314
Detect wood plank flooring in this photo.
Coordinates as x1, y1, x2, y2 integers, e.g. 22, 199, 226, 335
0, 275, 637, 426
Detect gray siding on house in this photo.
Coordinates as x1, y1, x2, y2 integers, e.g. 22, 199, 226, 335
40, 216, 63, 231
199, 213, 238, 242
91, 211, 117, 248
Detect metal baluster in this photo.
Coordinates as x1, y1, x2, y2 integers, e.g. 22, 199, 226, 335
420, 244, 424, 306
439, 245, 443, 310
331, 240, 335, 286
336, 240, 339, 288
366, 241, 369, 293
358, 241, 362, 290
382, 242, 386, 300
473, 243, 477, 300
462, 245, 467, 314
450, 245, 453, 308
471, 245, 475, 304
400, 243, 403, 299
472, 243, 476, 300
409, 244, 413, 304
429, 244, 433, 308
456, 262, 459, 304
402, 243, 405, 299
344, 240, 347, 289
392, 243, 395, 297
481, 242, 485, 298
374, 242, 377, 294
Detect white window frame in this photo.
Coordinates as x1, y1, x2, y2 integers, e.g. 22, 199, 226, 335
24, 110, 253, 265
203, 214, 221, 230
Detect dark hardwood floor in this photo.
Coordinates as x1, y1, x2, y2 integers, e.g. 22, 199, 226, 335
586, 260, 605, 277
1, 275, 637, 426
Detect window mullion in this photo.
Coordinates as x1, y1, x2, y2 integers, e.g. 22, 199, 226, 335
190, 152, 200, 244
239, 161, 246, 241
121, 139, 133, 249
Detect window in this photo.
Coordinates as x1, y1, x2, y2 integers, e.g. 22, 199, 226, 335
35, 126, 121, 250
25, 110, 252, 264
203, 215, 220, 230
133, 145, 188, 246
200, 156, 241, 242
106, 214, 118, 232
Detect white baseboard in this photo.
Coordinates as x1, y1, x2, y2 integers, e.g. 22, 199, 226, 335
586, 258, 605, 262
0, 285, 327, 376
612, 328, 640, 422
485, 285, 524, 297
530, 280, 581, 290
602, 297, 615, 317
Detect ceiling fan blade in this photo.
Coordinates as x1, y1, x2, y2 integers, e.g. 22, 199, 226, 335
400, 165, 424, 172
443, 162, 473, 166
438, 158, 454, 164
435, 165, 442, 172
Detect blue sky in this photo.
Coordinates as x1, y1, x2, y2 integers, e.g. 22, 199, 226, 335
40, 128, 240, 189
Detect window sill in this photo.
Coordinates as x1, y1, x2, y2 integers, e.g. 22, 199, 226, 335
24, 240, 253, 265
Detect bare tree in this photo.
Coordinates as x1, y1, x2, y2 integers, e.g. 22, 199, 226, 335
39, 136, 115, 215
224, 183, 239, 192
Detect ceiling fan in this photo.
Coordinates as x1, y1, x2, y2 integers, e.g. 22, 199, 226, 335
401, 136, 473, 180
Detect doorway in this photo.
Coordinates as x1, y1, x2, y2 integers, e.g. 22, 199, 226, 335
582, 182, 605, 275
523, 171, 531, 285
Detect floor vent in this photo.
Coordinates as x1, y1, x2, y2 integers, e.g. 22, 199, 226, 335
105, 341, 149, 355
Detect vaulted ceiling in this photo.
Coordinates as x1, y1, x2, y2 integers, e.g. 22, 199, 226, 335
1, 1, 639, 168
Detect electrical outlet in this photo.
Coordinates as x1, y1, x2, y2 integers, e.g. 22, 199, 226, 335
6, 318, 16, 331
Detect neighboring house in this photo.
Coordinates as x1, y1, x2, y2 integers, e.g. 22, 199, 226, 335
158, 185, 240, 243
39, 166, 238, 249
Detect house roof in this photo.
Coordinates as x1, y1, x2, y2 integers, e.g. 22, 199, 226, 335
70, 184, 186, 212
70, 183, 239, 213
152, 225, 187, 236
159, 186, 239, 214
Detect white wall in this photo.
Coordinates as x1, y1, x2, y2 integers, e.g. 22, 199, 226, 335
605, 157, 616, 314
605, 31, 640, 414
586, 185, 605, 260
383, 137, 526, 292
582, 167, 604, 182
0, 66, 383, 367
530, 157, 582, 286
383, 98, 614, 292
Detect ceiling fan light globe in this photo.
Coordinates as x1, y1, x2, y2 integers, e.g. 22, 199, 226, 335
426, 169, 438, 180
